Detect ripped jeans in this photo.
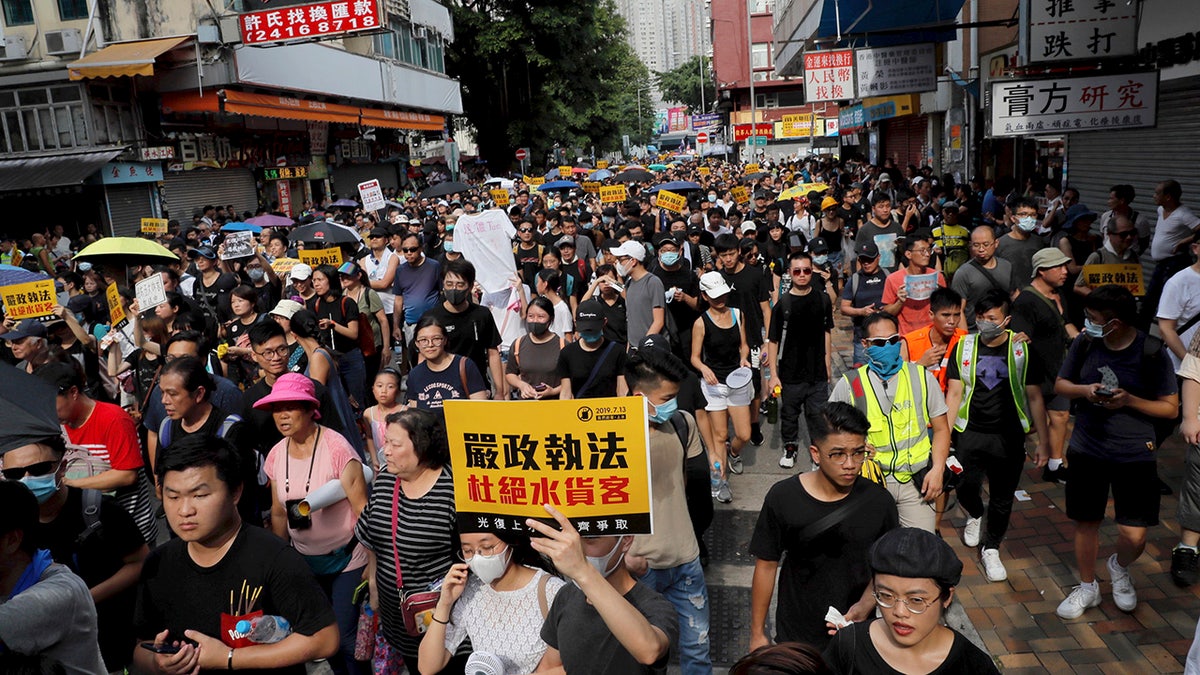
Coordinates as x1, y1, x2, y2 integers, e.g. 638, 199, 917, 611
638, 556, 712, 675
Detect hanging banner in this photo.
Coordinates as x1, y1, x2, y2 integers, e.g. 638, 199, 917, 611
989, 71, 1158, 137
855, 44, 937, 97
0, 279, 56, 321
803, 49, 856, 102
444, 397, 653, 535
655, 189, 687, 214
298, 247, 344, 267
600, 185, 627, 204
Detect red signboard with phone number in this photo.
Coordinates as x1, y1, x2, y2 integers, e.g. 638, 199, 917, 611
239, 0, 380, 45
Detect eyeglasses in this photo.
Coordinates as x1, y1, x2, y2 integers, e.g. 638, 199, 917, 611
401, 247, 421, 253
825, 448, 868, 464
254, 345, 291, 359
456, 542, 507, 562
1, 460, 59, 481
790, 268, 814, 276
970, 241, 995, 249
909, 247, 932, 255
873, 590, 933, 614
865, 334, 902, 347
1110, 230, 1137, 239
415, 336, 446, 347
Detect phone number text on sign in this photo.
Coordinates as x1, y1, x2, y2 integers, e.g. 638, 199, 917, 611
239, 0, 380, 45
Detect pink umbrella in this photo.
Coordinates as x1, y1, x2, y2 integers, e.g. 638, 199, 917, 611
245, 214, 295, 228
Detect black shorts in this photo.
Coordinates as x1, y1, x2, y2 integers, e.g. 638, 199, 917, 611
1065, 450, 1160, 527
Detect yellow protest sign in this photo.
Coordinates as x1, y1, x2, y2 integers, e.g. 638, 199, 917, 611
0, 279, 56, 321
731, 186, 750, 204
271, 257, 301, 277
140, 218, 169, 235
299, 247, 344, 268
444, 397, 652, 534
582, 181, 602, 195
745, 163, 760, 174
106, 282, 127, 329
655, 189, 687, 214
558, 165, 572, 178
698, 166, 711, 175
596, 160, 609, 169
491, 189, 511, 207
600, 185, 627, 204
1081, 263, 1144, 296
525, 176, 545, 187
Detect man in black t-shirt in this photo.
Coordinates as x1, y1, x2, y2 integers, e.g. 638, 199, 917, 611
767, 251, 834, 469
839, 242, 888, 366
134, 436, 338, 675
558, 300, 629, 399
945, 290, 1048, 584
716, 234, 772, 449
749, 403, 898, 650
421, 258, 504, 398
4, 435, 147, 672
188, 246, 238, 323
650, 234, 701, 364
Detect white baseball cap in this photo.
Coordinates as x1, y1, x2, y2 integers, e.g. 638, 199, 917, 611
699, 271, 732, 298
612, 240, 645, 262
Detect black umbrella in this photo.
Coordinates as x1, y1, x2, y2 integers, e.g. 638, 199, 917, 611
288, 221, 362, 246
419, 181, 473, 200
0, 364, 62, 455
614, 169, 654, 183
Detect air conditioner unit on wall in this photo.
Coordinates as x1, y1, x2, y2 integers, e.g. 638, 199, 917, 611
411, 25, 428, 40
0, 36, 28, 61
45, 29, 83, 56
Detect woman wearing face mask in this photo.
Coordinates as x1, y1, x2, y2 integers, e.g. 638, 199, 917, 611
418, 531, 565, 675
586, 264, 629, 347
308, 265, 366, 410
534, 269, 574, 339
339, 261, 389, 380
692, 272, 752, 478
822, 528, 999, 674
221, 285, 267, 388
505, 296, 566, 400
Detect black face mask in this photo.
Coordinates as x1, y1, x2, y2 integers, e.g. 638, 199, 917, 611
528, 320, 550, 337
445, 288, 468, 305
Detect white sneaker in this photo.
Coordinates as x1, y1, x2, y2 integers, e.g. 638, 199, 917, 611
980, 548, 1008, 582
716, 480, 733, 504
1108, 554, 1138, 612
1056, 583, 1100, 620
963, 517, 982, 548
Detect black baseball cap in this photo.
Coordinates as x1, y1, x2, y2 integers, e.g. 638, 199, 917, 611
856, 241, 880, 258
575, 300, 605, 332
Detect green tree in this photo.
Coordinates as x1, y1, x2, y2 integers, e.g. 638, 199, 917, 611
446, 0, 654, 168
655, 55, 717, 113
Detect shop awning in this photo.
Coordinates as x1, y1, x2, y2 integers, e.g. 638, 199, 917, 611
67, 36, 191, 81
0, 148, 122, 191
810, 0, 963, 46
161, 89, 445, 130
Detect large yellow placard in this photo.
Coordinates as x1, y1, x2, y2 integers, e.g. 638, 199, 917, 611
1, 279, 56, 321
1081, 264, 1144, 296
656, 189, 687, 214
299, 247, 344, 268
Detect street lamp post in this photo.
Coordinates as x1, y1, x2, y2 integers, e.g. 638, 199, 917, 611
747, 0, 756, 160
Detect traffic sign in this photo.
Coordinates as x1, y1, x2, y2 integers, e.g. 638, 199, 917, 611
750, 136, 768, 146
515, 148, 528, 161
696, 132, 709, 144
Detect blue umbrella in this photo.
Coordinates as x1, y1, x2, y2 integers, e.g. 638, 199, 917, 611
536, 180, 581, 191
589, 169, 613, 181
221, 222, 263, 234
647, 181, 703, 193
543, 168, 559, 180
0, 264, 48, 288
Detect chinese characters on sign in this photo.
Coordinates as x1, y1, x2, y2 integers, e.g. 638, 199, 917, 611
444, 397, 653, 535
0, 280, 56, 321
106, 283, 127, 330
839, 104, 866, 135
990, 72, 1157, 137
357, 178, 385, 211
1082, 264, 1144, 296
732, 124, 774, 141
490, 189, 510, 207
298, 247, 344, 267
856, 44, 936, 97
655, 189, 687, 214
140, 218, 169, 235
239, 0, 381, 45
581, 181, 602, 195
600, 185, 627, 204
731, 186, 750, 204
1029, 0, 1138, 63
138, 146, 175, 161
803, 49, 856, 103
667, 107, 689, 133
262, 166, 308, 181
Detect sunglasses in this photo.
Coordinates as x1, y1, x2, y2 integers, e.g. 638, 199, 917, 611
401, 247, 421, 253
864, 334, 902, 347
1, 460, 58, 481
518, 228, 533, 233
1110, 230, 1137, 239
857, 256, 878, 264
790, 268, 814, 276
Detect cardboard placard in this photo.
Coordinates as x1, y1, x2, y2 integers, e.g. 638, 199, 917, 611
655, 189, 687, 214
444, 397, 652, 536
731, 186, 750, 204
358, 178, 385, 211
0, 279, 56, 321
1081, 263, 1145, 296
525, 176, 546, 187
600, 185, 627, 204
745, 163, 760, 174
596, 160, 609, 169
698, 167, 711, 175
491, 189, 511, 207
271, 257, 301, 277
298, 247, 344, 268
106, 282, 127, 329
582, 181, 602, 195
134, 274, 168, 311
141, 218, 169, 235
221, 231, 256, 260
558, 166, 572, 178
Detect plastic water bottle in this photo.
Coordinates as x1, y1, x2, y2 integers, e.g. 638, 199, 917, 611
710, 461, 722, 498
235, 615, 292, 644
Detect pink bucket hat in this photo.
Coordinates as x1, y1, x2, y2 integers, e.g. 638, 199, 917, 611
252, 373, 321, 417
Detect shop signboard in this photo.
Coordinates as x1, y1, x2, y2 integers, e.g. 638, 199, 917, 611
989, 71, 1158, 137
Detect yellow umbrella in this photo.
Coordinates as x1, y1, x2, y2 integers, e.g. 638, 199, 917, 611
777, 183, 831, 201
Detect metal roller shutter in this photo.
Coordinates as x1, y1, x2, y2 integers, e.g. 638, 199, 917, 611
1069, 76, 1200, 224
331, 164, 400, 198
104, 184, 155, 237
161, 169, 259, 222
882, 115, 929, 169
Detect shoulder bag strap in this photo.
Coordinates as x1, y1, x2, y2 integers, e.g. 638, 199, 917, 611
575, 342, 617, 399
458, 355, 469, 394
390, 478, 405, 590
796, 489, 875, 542
537, 573, 550, 619
967, 259, 1008, 294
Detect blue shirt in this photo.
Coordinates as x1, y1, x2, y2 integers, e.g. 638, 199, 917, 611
393, 256, 442, 324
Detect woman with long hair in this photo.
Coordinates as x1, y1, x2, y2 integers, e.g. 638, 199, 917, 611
309, 264, 366, 410
222, 284, 266, 387
403, 315, 489, 410
505, 296, 565, 400
338, 261, 389, 378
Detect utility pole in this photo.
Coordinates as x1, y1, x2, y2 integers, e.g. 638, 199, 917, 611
746, 0, 756, 160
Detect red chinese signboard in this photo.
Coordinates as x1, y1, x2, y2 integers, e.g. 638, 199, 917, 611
239, 0, 381, 45
804, 49, 856, 103
732, 123, 775, 141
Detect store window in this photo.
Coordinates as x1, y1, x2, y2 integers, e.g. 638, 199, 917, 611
2, 0, 33, 26
57, 0, 87, 20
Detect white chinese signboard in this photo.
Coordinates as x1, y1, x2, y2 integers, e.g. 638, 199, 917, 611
989, 72, 1157, 137
1029, 0, 1138, 63
803, 50, 856, 103
855, 44, 937, 97
239, 0, 381, 45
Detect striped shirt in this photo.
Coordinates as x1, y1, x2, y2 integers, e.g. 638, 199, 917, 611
355, 467, 459, 654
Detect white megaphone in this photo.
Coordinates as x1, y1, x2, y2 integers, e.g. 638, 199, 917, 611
297, 464, 375, 517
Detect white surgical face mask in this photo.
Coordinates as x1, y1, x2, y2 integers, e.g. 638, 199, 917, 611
585, 536, 628, 578
466, 545, 511, 584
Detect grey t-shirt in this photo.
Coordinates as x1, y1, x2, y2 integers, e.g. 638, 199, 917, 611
950, 258, 1016, 328
506, 334, 565, 395
541, 580, 679, 675
0, 563, 106, 675
855, 221, 904, 272
995, 233, 1047, 288
625, 271, 666, 344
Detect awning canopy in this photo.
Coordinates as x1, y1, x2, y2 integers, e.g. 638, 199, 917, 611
67, 36, 191, 81
161, 89, 445, 131
812, 0, 963, 46
0, 149, 122, 191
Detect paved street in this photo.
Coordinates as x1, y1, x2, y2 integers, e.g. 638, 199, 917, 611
696, 316, 1199, 672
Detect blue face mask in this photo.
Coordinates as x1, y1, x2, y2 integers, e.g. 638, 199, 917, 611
1016, 216, 1038, 232
1083, 317, 1112, 338
444, 241, 454, 253
865, 341, 903, 378
21, 472, 59, 504
707, 194, 717, 203
647, 396, 678, 424
579, 331, 604, 344
659, 251, 681, 267
813, 254, 828, 265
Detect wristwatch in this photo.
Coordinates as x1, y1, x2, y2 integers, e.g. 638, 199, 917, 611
228, 648, 234, 670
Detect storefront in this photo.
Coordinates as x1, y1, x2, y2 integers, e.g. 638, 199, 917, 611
97, 161, 164, 236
